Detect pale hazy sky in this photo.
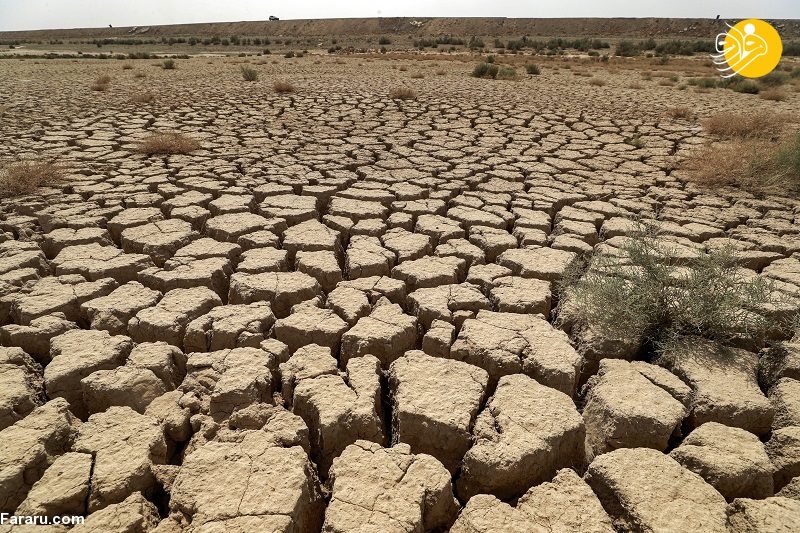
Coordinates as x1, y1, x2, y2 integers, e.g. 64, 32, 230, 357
0, 0, 798, 32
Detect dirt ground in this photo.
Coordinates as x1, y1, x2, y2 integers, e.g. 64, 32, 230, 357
1, 45, 800, 531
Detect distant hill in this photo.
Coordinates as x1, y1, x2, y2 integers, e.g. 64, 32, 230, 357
2, 17, 799, 41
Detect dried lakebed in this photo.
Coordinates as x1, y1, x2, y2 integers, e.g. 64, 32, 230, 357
1, 56, 800, 531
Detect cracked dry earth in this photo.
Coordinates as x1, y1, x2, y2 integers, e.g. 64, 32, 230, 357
2, 55, 800, 532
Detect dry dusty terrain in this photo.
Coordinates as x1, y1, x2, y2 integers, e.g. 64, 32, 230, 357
1, 47, 800, 532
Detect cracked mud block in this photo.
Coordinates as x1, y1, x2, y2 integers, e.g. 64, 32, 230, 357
496, 246, 577, 284
448, 205, 507, 231
292, 355, 384, 475
183, 302, 275, 353
0, 347, 44, 431
391, 198, 447, 219
295, 250, 342, 293
670, 422, 774, 501
770, 378, 800, 430
120, 219, 198, 267
15, 452, 92, 517
389, 351, 488, 473
777, 476, 800, 500
208, 194, 254, 216
340, 300, 417, 369
274, 302, 348, 355
585, 447, 729, 533
582, 360, 689, 458
0, 398, 78, 513
236, 247, 288, 274
551, 234, 594, 254
435, 238, 485, 268
0, 241, 49, 279
52, 244, 154, 284
45, 329, 133, 419
552, 218, 599, 246
759, 341, 800, 390
351, 218, 386, 237
73, 406, 166, 512
162, 191, 213, 215
465, 263, 514, 294
338, 275, 408, 307
173, 237, 242, 263
42, 227, 112, 259
106, 208, 166, 245
171, 205, 211, 231
422, 319, 455, 358
80, 281, 162, 335
170, 431, 324, 532
345, 235, 395, 279
128, 287, 222, 349
391, 255, 466, 293
467, 226, 518, 263
0, 313, 76, 364
457, 374, 585, 501
326, 286, 371, 327
328, 197, 388, 221
451, 469, 614, 533
279, 344, 338, 408
414, 214, 465, 248
767, 427, 800, 491
488, 276, 551, 316
657, 337, 774, 435
382, 228, 435, 267
9, 276, 117, 326
145, 391, 191, 444
324, 441, 459, 532
451, 311, 581, 395
128, 342, 186, 391
205, 212, 277, 243
228, 271, 322, 318
258, 194, 319, 226
138, 256, 233, 298
70, 492, 160, 533
81, 366, 168, 415
726, 497, 800, 532
179, 347, 277, 421
408, 282, 490, 329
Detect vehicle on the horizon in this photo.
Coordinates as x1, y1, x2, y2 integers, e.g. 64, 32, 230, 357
269, 15, 279, 21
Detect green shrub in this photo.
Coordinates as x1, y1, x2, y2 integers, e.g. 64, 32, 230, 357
472, 62, 499, 78
615, 40, 641, 57
731, 79, 760, 94
378, 36, 391, 45
687, 77, 718, 88
284, 51, 295, 58
525, 63, 541, 75
240, 65, 258, 81
556, 221, 782, 353
496, 66, 518, 80
758, 71, 788, 87
162, 59, 175, 69
625, 135, 646, 148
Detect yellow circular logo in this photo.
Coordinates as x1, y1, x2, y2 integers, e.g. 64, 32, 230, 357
717, 19, 782, 78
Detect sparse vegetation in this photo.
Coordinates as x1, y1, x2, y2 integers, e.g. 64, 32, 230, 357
525, 63, 541, 75
90, 74, 111, 91
390, 87, 417, 100
131, 92, 155, 103
0, 160, 67, 197
240, 65, 258, 81
588, 77, 606, 86
136, 132, 201, 155
759, 88, 788, 102
121, 63, 133, 70
273, 80, 295, 93
703, 111, 784, 139
556, 221, 781, 354
134, 71, 146, 78
410, 72, 424, 79
472, 62, 498, 79
665, 106, 694, 119
162, 59, 175, 69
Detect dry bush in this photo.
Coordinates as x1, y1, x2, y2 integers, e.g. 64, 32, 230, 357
121, 63, 133, 70
131, 92, 155, 103
588, 78, 606, 86
658, 79, 675, 86
628, 82, 643, 89
665, 106, 694, 119
134, 72, 146, 78
0, 160, 67, 197
273, 80, 295, 93
703, 111, 785, 139
240, 65, 258, 82
435, 69, 446, 76
390, 87, 417, 100
398, 66, 407, 71
760, 88, 788, 102
91, 74, 111, 91
136, 132, 201, 155
410, 72, 424, 79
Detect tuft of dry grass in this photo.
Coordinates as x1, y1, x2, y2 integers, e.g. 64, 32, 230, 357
759, 88, 788, 102
658, 79, 675, 87
273, 80, 296, 93
703, 111, 785, 139
131, 92, 155, 103
398, 66, 407, 72
0, 160, 67, 197
627, 82, 643, 89
436, 69, 446, 76
122, 63, 133, 70
136, 132, 201, 155
410, 72, 424, 79
134, 71, 146, 78
665, 106, 694, 119
588, 78, 606, 86
390, 87, 417, 100
240, 65, 258, 82
90, 74, 111, 91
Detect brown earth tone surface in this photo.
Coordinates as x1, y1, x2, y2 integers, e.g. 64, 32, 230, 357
2, 19, 800, 532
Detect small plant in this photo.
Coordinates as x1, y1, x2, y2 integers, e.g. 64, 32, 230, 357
410, 72, 424, 79
703, 111, 784, 139
435, 69, 446, 76
556, 221, 781, 355
759, 71, 789, 87
0, 160, 67, 197
472, 62, 499, 79
284, 51, 295, 58
162, 59, 175, 69
525, 63, 541, 75
240, 65, 258, 81
121, 63, 133, 70
496, 66, 518, 80
136, 132, 201, 155
378, 36, 391, 45
130, 92, 155, 103
625, 135, 646, 148
759, 88, 788, 101
665, 106, 694, 119
90, 74, 111, 91
390, 87, 417, 100
134, 71, 146, 78
588, 77, 606, 86
732, 79, 760, 94
273, 80, 295, 93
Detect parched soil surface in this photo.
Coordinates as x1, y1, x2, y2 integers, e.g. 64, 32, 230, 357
1, 52, 800, 531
